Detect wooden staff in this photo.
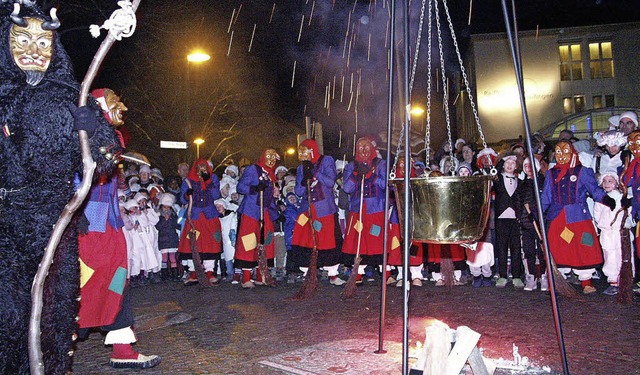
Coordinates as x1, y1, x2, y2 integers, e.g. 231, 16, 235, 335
29, 2, 142, 373
616, 158, 633, 304
342, 174, 366, 299
291, 179, 320, 300
525, 203, 578, 298
257, 189, 276, 286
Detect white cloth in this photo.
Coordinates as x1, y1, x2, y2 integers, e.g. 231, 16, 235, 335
124, 209, 161, 276
465, 241, 495, 268
593, 192, 631, 283
104, 326, 137, 345
219, 209, 238, 262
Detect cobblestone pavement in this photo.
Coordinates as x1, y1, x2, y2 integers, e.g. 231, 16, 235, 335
71, 275, 639, 375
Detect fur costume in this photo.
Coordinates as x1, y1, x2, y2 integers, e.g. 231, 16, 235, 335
0, 3, 120, 373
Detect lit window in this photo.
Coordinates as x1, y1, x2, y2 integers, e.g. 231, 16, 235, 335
574, 95, 585, 113
589, 42, 614, 79
559, 44, 583, 81
593, 95, 603, 109
563, 97, 573, 114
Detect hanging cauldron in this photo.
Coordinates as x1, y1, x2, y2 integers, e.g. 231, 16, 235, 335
392, 174, 494, 244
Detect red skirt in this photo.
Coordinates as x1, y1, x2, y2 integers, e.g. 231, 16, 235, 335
178, 213, 222, 255
235, 212, 275, 262
426, 243, 466, 263
342, 206, 401, 256
388, 241, 424, 266
78, 225, 128, 328
548, 209, 603, 269
292, 206, 336, 250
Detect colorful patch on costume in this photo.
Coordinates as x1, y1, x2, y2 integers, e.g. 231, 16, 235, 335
192, 229, 201, 240
265, 231, 274, 245
560, 227, 574, 244
313, 220, 322, 232
242, 233, 257, 251
213, 230, 222, 243
354, 220, 363, 233
370, 224, 381, 237
391, 236, 401, 250
297, 214, 309, 227
108, 267, 127, 295
79, 258, 94, 289
581, 232, 594, 247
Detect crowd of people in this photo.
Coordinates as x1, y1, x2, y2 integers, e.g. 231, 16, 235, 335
118, 110, 640, 300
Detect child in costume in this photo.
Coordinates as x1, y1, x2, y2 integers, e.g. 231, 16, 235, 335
156, 193, 181, 281
593, 171, 631, 296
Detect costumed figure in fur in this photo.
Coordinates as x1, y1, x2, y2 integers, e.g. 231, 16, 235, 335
0, 2, 121, 373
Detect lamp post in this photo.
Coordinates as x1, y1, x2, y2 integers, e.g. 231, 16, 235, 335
185, 51, 211, 161
193, 138, 205, 159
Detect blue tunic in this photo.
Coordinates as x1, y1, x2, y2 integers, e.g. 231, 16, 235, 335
295, 155, 337, 218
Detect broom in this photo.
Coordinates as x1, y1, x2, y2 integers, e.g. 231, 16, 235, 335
525, 204, 579, 298
341, 175, 366, 299
257, 190, 276, 287
291, 179, 320, 300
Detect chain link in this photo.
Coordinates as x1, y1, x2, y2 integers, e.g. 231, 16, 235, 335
423, 0, 433, 170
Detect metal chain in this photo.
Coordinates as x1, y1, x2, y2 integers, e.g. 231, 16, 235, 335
442, 0, 488, 150
434, 0, 455, 175
423, 0, 433, 171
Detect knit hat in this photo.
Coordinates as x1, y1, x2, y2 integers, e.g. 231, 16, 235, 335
275, 165, 288, 176
134, 192, 148, 203
214, 199, 228, 209
129, 183, 141, 193
595, 130, 627, 147
124, 199, 139, 210
151, 168, 163, 180
598, 171, 619, 187
619, 111, 638, 127
224, 165, 239, 177
139, 165, 151, 175
159, 193, 175, 207
523, 156, 541, 172
456, 162, 473, 176
608, 115, 621, 130
476, 147, 498, 169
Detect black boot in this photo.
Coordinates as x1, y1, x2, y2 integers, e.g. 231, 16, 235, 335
161, 268, 169, 281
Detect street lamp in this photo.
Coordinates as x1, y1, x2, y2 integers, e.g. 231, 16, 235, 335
285, 147, 296, 167
193, 138, 205, 159
185, 51, 211, 161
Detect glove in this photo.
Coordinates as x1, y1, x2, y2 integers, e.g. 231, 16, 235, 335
69, 104, 98, 137
621, 196, 632, 208
302, 160, 314, 181
78, 213, 90, 236
355, 162, 371, 176
602, 195, 616, 211
255, 180, 268, 192
185, 188, 194, 197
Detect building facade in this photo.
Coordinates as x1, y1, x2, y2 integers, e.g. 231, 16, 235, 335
458, 22, 640, 143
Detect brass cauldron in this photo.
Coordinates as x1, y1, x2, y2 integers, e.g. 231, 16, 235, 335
392, 175, 494, 244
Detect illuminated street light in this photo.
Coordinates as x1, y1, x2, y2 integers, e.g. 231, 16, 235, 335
410, 106, 425, 116
193, 138, 205, 159
187, 51, 211, 63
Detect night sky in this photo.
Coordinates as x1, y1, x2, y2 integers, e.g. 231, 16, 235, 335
43, 0, 640, 169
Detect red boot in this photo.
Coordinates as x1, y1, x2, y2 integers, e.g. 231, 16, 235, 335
183, 271, 198, 286
241, 269, 255, 289
109, 343, 161, 369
